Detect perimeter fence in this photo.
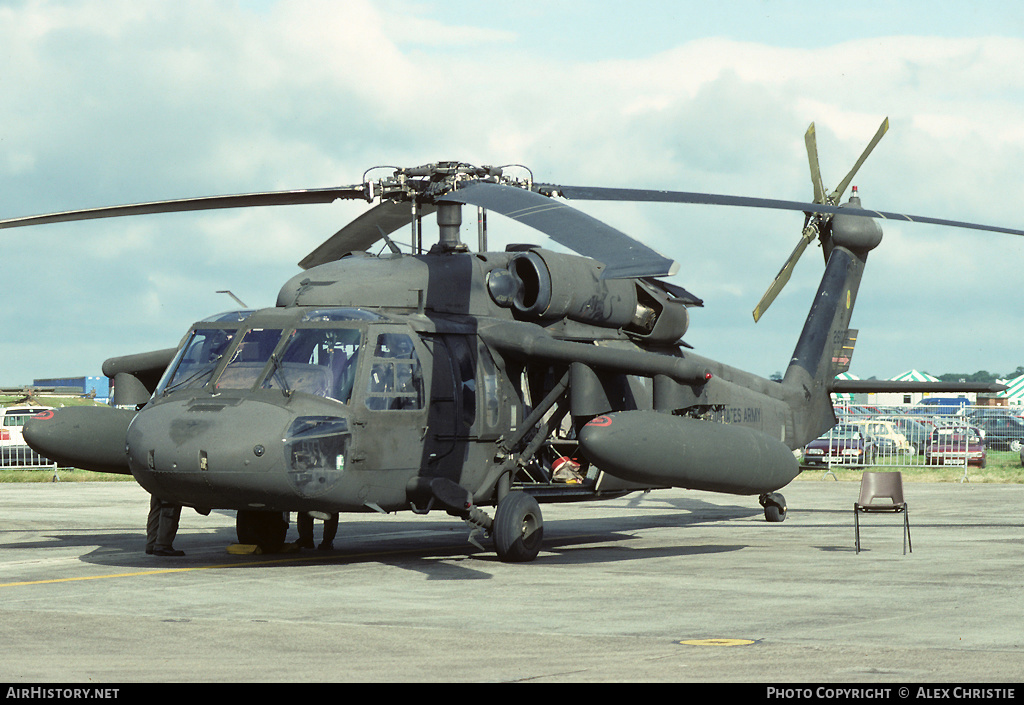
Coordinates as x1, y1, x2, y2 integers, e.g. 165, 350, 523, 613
801, 404, 1024, 473
0, 444, 57, 470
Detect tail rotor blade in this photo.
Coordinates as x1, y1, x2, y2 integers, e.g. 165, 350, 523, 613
752, 224, 816, 322
831, 117, 889, 203
805, 123, 826, 205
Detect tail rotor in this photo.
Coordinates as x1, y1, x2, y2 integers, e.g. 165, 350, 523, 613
752, 118, 889, 321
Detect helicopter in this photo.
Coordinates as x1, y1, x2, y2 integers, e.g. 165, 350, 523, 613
8, 119, 1016, 562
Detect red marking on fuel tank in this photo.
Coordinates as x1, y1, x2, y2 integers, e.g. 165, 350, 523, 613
585, 415, 613, 427
33, 410, 55, 421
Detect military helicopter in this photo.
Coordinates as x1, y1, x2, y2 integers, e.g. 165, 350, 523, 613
9, 119, 1016, 562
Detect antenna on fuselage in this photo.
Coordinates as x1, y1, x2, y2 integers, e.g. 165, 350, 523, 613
217, 290, 249, 308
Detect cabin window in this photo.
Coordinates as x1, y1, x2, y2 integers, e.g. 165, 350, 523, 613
263, 328, 362, 403
364, 333, 424, 411
445, 336, 477, 427
479, 345, 501, 428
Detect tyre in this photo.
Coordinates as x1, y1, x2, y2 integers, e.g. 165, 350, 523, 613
236, 510, 288, 551
493, 492, 544, 563
760, 492, 787, 522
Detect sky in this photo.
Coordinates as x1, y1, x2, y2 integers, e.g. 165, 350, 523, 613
2, 0, 1024, 387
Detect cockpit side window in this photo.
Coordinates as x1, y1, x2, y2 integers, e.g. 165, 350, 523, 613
217, 328, 284, 390
263, 327, 362, 403
365, 333, 424, 411
157, 328, 237, 394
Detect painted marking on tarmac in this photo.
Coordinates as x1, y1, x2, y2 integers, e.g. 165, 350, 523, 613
677, 638, 756, 647
0, 545, 441, 588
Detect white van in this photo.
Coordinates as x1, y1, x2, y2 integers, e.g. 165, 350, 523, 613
1, 405, 55, 467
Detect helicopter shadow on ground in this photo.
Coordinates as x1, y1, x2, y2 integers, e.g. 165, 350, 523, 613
526, 495, 761, 566
26, 494, 764, 580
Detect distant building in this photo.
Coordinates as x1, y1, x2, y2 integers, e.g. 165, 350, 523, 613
33, 376, 110, 403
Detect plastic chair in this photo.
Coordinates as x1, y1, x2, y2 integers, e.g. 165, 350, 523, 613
854, 471, 911, 554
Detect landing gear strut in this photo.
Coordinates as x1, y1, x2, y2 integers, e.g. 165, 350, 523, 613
759, 492, 787, 522
412, 477, 545, 563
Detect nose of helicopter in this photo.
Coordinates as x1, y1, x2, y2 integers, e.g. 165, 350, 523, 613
126, 397, 351, 510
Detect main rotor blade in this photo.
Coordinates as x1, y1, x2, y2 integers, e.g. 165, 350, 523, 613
298, 200, 436, 269
805, 123, 826, 205
0, 186, 367, 230
440, 181, 679, 279
544, 184, 1024, 237
831, 117, 889, 203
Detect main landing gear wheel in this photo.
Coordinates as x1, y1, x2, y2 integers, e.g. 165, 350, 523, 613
759, 493, 787, 523
493, 491, 544, 562
236, 509, 289, 551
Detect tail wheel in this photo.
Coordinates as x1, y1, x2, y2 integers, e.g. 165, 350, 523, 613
759, 492, 787, 523
493, 491, 544, 562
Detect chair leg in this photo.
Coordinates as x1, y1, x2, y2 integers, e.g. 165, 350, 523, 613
855, 508, 860, 554
904, 508, 912, 555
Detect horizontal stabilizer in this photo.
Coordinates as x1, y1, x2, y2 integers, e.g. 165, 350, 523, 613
831, 380, 1007, 394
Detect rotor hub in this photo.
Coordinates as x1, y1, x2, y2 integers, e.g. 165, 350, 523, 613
368, 162, 533, 205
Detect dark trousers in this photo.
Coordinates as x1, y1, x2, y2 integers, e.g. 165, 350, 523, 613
147, 495, 182, 551
297, 512, 338, 547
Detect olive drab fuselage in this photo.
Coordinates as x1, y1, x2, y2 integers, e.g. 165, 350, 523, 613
123, 247, 704, 515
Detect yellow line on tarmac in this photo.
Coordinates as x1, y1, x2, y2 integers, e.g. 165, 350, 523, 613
0, 549, 402, 588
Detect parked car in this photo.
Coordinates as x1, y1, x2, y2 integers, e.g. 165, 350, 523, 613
969, 415, 1024, 452
924, 426, 986, 467
875, 416, 932, 455
912, 397, 972, 415
859, 419, 911, 456
802, 424, 875, 467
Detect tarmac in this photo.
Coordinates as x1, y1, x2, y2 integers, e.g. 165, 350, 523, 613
0, 476, 1022, 685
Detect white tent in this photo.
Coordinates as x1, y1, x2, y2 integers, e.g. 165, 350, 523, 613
891, 369, 940, 383
874, 369, 953, 407
997, 374, 1024, 406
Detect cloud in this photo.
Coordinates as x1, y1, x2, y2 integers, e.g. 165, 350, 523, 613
1, 1, 1023, 386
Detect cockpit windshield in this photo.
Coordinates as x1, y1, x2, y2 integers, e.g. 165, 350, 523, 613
217, 328, 285, 390
155, 309, 409, 408
262, 328, 362, 403
157, 328, 237, 394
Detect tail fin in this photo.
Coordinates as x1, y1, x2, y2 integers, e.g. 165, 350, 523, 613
782, 195, 881, 443
782, 247, 867, 442
785, 247, 866, 388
